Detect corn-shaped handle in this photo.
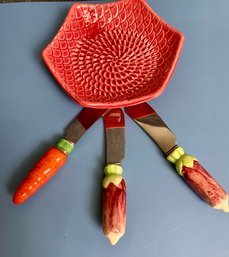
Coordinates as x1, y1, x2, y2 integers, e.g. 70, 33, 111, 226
102, 164, 126, 245
167, 146, 229, 212
13, 139, 74, 204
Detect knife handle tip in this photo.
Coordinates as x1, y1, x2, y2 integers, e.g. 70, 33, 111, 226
167, 146, 228, 211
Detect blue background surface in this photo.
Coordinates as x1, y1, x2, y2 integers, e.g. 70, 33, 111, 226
1, 1, 229, 256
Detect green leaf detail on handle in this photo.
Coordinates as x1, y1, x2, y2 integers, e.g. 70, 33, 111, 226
103, 175, 124, 188
103, 164, 124, 188
104, 164, 123, 176
167, 146, 197, 175
56, 139, 74, 155
167, 146, 185, 163
176, 155, 197, 176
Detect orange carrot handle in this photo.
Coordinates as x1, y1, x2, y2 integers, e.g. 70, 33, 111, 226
13, 139, 74, 204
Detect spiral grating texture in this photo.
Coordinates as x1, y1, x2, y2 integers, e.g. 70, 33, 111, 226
42, 0, 184, 108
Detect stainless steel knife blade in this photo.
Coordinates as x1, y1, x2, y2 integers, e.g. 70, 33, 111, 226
104, 108, 125, 164
65, 108, 107, 144
125, 103, 177, 155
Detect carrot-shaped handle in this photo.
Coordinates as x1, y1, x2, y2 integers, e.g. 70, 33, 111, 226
167, 146, 229, 212
13, 139, 74, 204
102, 164, 126, 245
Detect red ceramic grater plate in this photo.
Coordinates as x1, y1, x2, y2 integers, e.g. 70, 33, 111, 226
42, 0, 184, 108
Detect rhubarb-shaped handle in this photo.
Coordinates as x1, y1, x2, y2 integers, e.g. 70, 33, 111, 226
167, 147, 229, 212
13, 139, 74, 204
102, 164, 126, 245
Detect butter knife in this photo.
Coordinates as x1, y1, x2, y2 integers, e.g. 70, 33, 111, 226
13, 108, 107, 204
102, 108, 126, 245
125, 102, 229, 212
